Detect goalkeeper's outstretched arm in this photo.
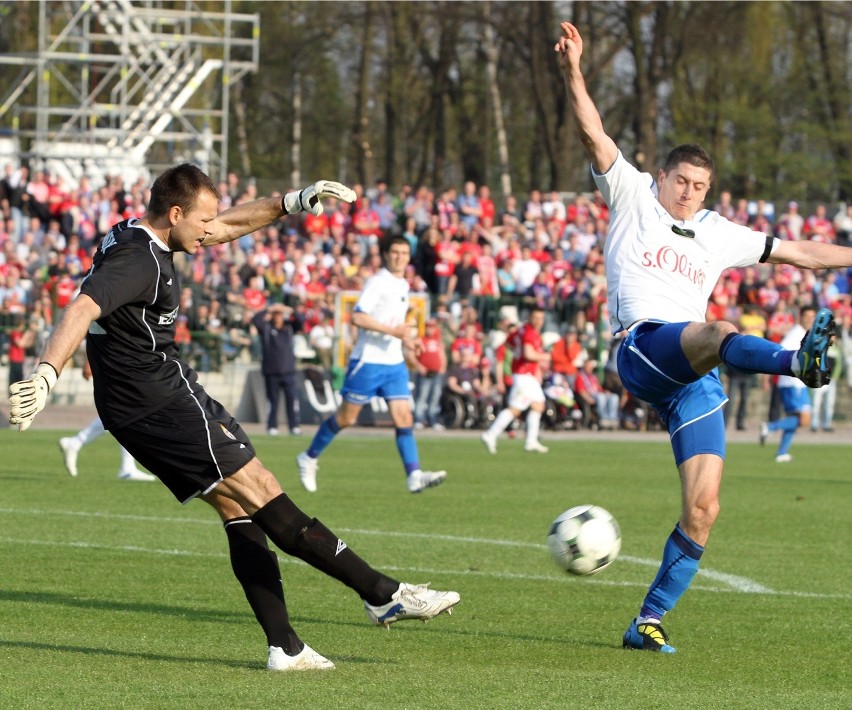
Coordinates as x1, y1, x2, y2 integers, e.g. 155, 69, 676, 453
203, 180, 356, 246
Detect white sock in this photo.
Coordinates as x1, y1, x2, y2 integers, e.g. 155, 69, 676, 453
77, 418, 106, 446
488, 409, 515, 438
525, 410, 542, 445
790, 350, 802, 376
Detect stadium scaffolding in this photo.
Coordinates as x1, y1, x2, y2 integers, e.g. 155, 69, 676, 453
0, 0, 259, 184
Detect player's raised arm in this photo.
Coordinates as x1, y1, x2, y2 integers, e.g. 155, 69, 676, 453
204, 180, 356, 246
554, 21, 618, 174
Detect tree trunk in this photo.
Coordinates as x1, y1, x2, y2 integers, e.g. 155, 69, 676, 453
352, 2, 376, 186
483, 2, 511, 199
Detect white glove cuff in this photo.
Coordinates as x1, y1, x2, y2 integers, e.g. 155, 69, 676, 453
34, 362, 58, 392
282, 191, 303, 215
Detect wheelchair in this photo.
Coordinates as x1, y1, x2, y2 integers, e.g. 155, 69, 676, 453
440, 391, 497, 429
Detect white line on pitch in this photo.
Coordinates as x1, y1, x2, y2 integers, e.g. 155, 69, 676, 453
0, 534, 847, 601
0, 507, 778, 594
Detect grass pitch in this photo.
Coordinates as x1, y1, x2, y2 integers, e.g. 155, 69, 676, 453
1, 429, 850, 709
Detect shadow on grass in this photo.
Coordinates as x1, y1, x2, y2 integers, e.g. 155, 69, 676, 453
0, 638, 261, 670
0, 588, 250, 624
2, 589, 618, 652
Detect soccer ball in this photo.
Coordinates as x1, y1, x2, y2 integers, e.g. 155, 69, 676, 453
547, 505, 621, 576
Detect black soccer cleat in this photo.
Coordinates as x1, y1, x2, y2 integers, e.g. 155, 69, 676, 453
796, 308, 836, 388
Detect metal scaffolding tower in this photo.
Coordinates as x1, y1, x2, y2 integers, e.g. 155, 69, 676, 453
0, 0, 259, 185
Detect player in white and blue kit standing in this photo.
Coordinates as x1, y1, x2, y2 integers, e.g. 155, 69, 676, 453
297, 236, 447, 494
760, 306, 815, 462
556, 22, 848, 653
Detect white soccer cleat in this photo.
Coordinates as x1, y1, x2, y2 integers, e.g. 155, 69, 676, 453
524, 441, 549, 454
775, 453, 793, 463
296, 451, 318, 492
58, 437, 80, 477
267, 644, 335, 671
407, 469, 447, 493
117, 468, 156, 481
480, 431, 497, 455
364, 582, 460, 627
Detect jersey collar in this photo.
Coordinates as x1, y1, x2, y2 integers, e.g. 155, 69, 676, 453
131, 218, 171, 251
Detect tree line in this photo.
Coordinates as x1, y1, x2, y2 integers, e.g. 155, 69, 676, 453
1, 1, 850, 204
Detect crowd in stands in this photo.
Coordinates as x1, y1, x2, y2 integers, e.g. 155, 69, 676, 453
3, 158, 852, 430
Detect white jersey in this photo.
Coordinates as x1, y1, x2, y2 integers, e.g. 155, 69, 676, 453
594, 152, 769, 335
777, 324, 806, 390
350, 268, 410, 365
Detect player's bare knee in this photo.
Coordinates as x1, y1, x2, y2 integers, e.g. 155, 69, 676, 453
685, 498, 720, 535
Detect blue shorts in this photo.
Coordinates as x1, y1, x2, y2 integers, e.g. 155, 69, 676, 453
779, 386, 811, 415
618, 321, 728, 465
339, 359, 411, 405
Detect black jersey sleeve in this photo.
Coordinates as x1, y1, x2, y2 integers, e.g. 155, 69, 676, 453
80, 241, 160, 317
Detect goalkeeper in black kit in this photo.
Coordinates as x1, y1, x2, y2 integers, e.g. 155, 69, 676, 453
9, 164, 459, 671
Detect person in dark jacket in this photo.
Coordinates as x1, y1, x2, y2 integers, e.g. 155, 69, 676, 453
252, 303, 303, 435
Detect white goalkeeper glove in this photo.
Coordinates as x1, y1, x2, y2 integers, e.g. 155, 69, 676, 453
9, 362, 58, 432
281, 180, 356, 217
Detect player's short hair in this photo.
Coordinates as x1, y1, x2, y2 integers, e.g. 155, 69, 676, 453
381, 235, 411, 256
147, 163, 220, 218
663, 144, 715, 183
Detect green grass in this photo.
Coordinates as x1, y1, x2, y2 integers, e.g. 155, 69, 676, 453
1, 429, 850, 709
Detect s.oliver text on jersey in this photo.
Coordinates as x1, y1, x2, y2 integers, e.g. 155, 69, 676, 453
641, 245, 706, 291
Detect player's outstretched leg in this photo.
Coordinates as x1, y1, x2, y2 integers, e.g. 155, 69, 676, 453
251, 493, 460, 626
795, 308, 835, 387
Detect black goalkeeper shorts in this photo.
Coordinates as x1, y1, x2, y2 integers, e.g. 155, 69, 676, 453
111, 389, 257, 504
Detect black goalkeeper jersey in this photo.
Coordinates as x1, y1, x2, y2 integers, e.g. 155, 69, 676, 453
80, 219, 201, 429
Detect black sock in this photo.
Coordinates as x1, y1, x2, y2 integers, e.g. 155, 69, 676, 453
224, 517, 303, 655
251, 493, 399, 606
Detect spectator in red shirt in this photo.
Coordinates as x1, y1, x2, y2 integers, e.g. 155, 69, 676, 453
243, 274, 268, 312
450, 322, 482, 364
804, 204, 836, 243
7, 313, 37, 387
413, 318, 448, 429
478, 184, 495, 225
550, 325, 585, 385
301, 268, 327, 306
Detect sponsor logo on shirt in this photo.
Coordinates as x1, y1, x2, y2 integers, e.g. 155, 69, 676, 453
158, 305, 180, 325
641, 245, 706, 291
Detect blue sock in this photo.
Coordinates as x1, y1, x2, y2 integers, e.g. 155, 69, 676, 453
772, 415, 799, 455
307, 416, 340, 459
719, 333, 794, 376
395, 427, 420, 476
640, 524, 704, 620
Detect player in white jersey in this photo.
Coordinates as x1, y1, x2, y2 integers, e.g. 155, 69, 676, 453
556, 22, 848, 653
759, 307, 814, 463
296, 236, 447, 494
